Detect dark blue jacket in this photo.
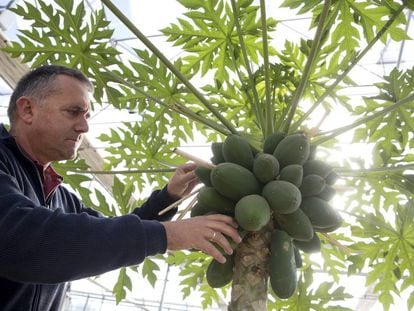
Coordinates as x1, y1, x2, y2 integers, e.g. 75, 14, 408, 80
0, 124, 177, 310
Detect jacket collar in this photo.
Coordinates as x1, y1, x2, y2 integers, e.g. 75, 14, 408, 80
0, 123, 23, 155
0, 123, 14, 141
0, 123, 38, 164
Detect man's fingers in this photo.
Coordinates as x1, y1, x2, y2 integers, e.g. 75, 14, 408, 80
163, 214, 242, 263
213, 224, 242, 245
180, 170, 197, 184
211, 232, 234, 256
200, 215, 242, 245
202, 241, 227, 263
181, 162, 198, 172
204, 214, 239, 229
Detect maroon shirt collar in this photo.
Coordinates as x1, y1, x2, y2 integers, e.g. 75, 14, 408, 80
16, 143, 63, 200
34, 161, 63, 200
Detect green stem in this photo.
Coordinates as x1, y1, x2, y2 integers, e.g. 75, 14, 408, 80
335, 163, 414, 176
64, 168, 177, 174
229, 0, 265, 134
282, 0, 331, 134
313, 92, 414, 145
228, 42, 260, 129
97, 63, 231, 136
291, 5, 405, 132
101, 0, 238, 135
171, 104, 232, 136
260, 0, 274, 137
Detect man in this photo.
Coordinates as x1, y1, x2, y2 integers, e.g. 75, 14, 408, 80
0, 65, 241, 310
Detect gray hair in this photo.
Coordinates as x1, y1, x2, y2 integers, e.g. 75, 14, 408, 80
8, 65, 93, 123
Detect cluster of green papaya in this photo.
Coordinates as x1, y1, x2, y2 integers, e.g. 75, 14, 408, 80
192, 132, 342, 298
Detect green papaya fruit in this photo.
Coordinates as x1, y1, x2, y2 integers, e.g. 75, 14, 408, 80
273, 133, 310, 167
299, 174, 326, 197
211, 162, 261, 201
253, 153, 280, 184
206, 254, 235, 288
263, 132, 286, 154
317, 184, 336, 201
326, 171, 339, 185
279, 164, 303, 187
262, 180, 302, 214
315, 221, 342, 233
195, 166, 213, 187
294, 246, 303, 268
303, 159, 332, 178
235, 194, 271, 231
222, 134, 254, 170
274, 208, 314, 241
294, 232, 321, 253
197, 187, 236, 215
300, 197, 342, 231
211, 142, 225, 164
269, 229, 297, 299
308, 144, 318, 161
190, 202, 211, 217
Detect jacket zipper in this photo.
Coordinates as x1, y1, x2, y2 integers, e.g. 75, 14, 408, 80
31, 284, 40, 311
32, 167, 47, 207
32, 166, 44, 310
45, 183, 59, 207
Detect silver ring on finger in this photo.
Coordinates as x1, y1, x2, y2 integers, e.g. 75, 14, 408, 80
209, 231, 217, 242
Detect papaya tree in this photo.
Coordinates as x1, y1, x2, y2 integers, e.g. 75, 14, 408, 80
2, 0, 414, 310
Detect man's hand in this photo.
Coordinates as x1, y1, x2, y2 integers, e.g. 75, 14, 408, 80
162, 214, 242, 263
167, 162, 199, 199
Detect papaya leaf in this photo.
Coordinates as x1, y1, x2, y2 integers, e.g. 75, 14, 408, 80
348, 201, 414, 310
142, 258, 160, 288
112, 267, 132, 304
112, 176, 135, 215
4, 0, 121, 105
161, 0, 276, 82
352, 68, 414, 165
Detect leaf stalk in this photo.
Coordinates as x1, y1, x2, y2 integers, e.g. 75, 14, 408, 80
282, 0, 332, 133
259, 0, 274, 137
313, 92, 414, 145
229, 0, 265, 134
335, 163, 414, 176
101, 0, 238, 135
291, 5, 405, 132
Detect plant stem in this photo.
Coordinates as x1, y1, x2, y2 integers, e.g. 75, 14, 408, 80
259, 0, 274, 137
335, 163, 414, 176
291, 5, 405, 132
313, 92, 414, 145
282, 0, 331, 134
229, 0, 265, 134
65, 168, 177, 174
96, 63, 231, 136
101, 0, 238, 135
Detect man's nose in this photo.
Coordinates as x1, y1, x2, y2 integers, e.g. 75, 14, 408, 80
75, 116, 89, 133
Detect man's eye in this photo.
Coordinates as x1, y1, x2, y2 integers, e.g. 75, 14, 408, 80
66, 110, 80, 116
65, 109, 88, 117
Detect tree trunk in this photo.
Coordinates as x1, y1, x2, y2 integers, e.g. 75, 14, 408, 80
228, 226, 272, 311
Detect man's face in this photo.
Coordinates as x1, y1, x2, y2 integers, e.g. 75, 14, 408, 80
30, 75, 91, 164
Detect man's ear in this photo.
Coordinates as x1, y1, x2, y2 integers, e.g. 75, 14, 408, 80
15, 97, 36, 124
